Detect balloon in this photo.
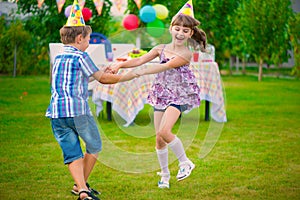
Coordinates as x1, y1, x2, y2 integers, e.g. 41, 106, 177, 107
146, 18, 165, 37
82, 7, 92, 22
153, 4, 169, 20
139, 5, 156, 23
123, 14, 139, 31
64, 5, 72, 18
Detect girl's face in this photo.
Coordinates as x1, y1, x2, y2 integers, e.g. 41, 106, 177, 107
170, 25, 193, 45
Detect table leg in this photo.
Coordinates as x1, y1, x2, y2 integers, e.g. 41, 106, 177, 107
205, 100, 210, 121
106, 102, 112, 121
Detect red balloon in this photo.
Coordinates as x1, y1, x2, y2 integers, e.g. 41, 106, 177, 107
123, 14, 139, 31
82, 7, 92, 22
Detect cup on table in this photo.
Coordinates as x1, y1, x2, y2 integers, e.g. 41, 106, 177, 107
107, 52, 114, 62
193, 51, 199, 62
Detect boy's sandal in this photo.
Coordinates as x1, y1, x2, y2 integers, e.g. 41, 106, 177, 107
77, 190, 100, 200
86, 182, 100, 195
72, 183, 100, 196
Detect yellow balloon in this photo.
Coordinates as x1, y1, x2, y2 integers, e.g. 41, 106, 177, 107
153, 4, 169, 20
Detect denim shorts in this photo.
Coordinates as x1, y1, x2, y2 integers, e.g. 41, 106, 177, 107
50, 115, 102, 164
154, 104, 188, 113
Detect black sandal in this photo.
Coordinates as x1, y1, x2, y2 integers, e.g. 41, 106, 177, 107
77, 190, 100, 200
72, 183, 100, 196
86, 183, 100, 195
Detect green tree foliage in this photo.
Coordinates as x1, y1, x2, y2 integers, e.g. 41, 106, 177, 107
289, 13, 300, 77
0, 0, 296, 77
0, 16, 8, 73
0, 19, 31, 76
233, 0, 294, 81
15, 0, 112, 75
196, 0, 240, 65
18, 0, 113, 43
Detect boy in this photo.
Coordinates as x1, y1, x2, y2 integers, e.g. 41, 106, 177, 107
45, 1, 137, 199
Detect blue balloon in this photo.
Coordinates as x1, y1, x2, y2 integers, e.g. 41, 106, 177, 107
139, 5, 156, 23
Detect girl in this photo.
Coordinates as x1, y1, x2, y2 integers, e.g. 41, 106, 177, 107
112, 14, 206, 188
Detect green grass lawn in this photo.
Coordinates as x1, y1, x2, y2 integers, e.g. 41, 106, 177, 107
0, 75, 299, 199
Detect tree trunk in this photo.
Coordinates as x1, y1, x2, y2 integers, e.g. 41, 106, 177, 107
229, 57, 233, 75
235, 56, 239, 72
258, 58, 263, 81
277, 63, 282, 78
242, 57, 246, 75
13, 44, 17, 77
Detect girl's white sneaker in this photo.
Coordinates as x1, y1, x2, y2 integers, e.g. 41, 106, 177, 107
176, 160, 195, 181
157, 172, 170, 189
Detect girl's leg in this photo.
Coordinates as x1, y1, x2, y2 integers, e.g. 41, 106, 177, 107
154, 111, 169, 174
156, 106, 188, 161
154, 111, 170, 188
157, 106, 195, 181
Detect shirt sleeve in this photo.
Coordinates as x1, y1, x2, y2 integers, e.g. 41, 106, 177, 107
79, 52, 100, 77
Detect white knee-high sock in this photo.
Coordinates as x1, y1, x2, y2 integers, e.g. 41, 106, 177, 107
156, 147, 169, 174
168, 136, 189, 163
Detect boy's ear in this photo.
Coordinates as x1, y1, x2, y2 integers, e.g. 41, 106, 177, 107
75, 34, 83, 44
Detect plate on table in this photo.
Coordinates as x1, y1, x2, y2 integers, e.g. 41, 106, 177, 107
116, 58, 127, 62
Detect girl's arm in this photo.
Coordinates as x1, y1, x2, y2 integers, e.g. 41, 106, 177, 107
92, 70, 138, 84
135, 51, 192, 76
111, 45, 161, 73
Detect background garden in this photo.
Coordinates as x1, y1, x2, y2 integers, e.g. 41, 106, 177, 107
0, 0, 299, 79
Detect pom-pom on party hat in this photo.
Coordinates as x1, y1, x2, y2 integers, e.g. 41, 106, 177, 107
176, 0, 194, 18
65, 0, 85, 26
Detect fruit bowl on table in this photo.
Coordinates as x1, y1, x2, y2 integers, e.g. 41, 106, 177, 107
128, 49, 147, 58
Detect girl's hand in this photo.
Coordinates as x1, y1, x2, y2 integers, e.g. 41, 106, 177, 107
104, 66, 114, 74
109, 62, 122, 74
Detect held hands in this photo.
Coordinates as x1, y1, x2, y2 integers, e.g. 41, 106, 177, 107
104, 61, 143, 82
106, 62, 122, 74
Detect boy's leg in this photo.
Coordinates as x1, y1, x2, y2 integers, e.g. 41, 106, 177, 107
72, 153, 100, 195
74, 115, 102, 193
68, 158, 89, 191
83, 153, 98, 181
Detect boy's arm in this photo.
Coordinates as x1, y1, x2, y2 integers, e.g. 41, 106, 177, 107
92, 70, 138, 84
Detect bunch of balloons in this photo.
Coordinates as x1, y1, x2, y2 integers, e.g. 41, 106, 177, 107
64, 5, 93, 22
122, 4, 169, 37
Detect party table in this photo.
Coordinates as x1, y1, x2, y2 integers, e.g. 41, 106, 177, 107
91, 61, 227, 126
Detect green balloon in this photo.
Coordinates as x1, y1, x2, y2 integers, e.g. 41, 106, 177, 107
146, 18, 165, 38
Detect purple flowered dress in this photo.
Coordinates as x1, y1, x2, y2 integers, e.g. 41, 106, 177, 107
147, 46, 201, 112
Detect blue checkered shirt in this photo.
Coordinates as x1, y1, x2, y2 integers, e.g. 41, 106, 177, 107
46, 45, 99, 118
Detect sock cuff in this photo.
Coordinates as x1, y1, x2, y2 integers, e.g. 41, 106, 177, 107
168, 136, 179, 148
156, 146, 168, 154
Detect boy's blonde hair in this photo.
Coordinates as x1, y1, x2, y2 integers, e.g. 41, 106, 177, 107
59, 25, 92, 44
